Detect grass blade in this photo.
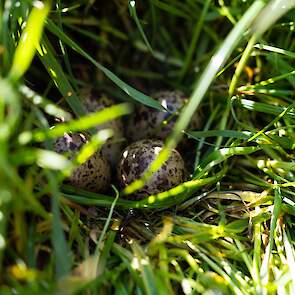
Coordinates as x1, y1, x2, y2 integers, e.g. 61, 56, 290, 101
8, 1, 51, 82
131, 243, 158, 295
46, 19, 163, 111
47, 171, 71, 278
122, 0, 266, 196
129, 1, 154, 55
18, 103, 131, 144
37, 37, 87, 117
260, 184, 282, 289
194, 146, 261, 178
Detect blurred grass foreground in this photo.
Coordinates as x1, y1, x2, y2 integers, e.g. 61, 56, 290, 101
1, 0, 295, 294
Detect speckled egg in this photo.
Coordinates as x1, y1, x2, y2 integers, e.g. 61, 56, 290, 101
54, 132, 111, 192
81, 89, 124, 166
117, 139, 186, 198
127, 90, 202, 141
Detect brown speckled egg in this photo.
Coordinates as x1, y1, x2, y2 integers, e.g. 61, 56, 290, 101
81, 89, 124, 166
117, 139, 186, 198
127, 90, 202, 141
54, 132, 111, 192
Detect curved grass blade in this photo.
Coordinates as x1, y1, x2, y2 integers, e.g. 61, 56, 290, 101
63, 168, 225, 209
194, 146, 261, 178
232, 98, 295, 120
37, 37, 87, 117
8, 0, 51, 82
122, 1, 266, 196
61, 187, 135, 208
167, 0, 266, 147
239, 69, 295, 91
12, 129, 113, 171
251, 0, 295, 37
45, 19, 163, 111
188, 129, 295, 149
135, 168, 226, 209
18, 103, 131, 144
254, 43, 295, 59
229, 0, 295, 97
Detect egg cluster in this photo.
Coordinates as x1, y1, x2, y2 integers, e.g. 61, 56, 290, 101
55, 90, 199, 198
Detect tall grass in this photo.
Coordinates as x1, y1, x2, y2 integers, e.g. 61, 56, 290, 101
0, 0, 295, 294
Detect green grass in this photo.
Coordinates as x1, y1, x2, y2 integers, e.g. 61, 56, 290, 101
1, 0, 295, 294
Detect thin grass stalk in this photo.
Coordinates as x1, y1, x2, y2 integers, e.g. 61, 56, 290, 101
123, 0, 266, 196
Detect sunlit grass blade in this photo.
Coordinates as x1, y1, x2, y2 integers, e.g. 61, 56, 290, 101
266, 53, 295, 87
239, 70, 295, 90
37, 37, 87, 117
233, 98, 295, 120
75, 129, 113, 165
18, 103, 131, 144
2, 0, 295, 293
168, 0, 266, 147
122, 0, 266, 196
8, 0, 51, 82
252, 0, 295, 37
20, 84, 72, 121
196, 248, 246, 295
10, 148, 72, 171
64, 167, 225, 210
254, 43, 295, 58
131, 243, 159, 295
135, 168, 226, 208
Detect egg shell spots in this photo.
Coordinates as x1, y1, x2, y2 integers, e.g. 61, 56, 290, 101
69, 152, 111, 192
117, 139, 186, 198
54, 132, 111, 192
127, 90, 202, 141
54, 132, 87, 154
82, 91, 124, 166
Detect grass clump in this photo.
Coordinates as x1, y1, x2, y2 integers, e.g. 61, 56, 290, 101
1, 0, 295, 294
